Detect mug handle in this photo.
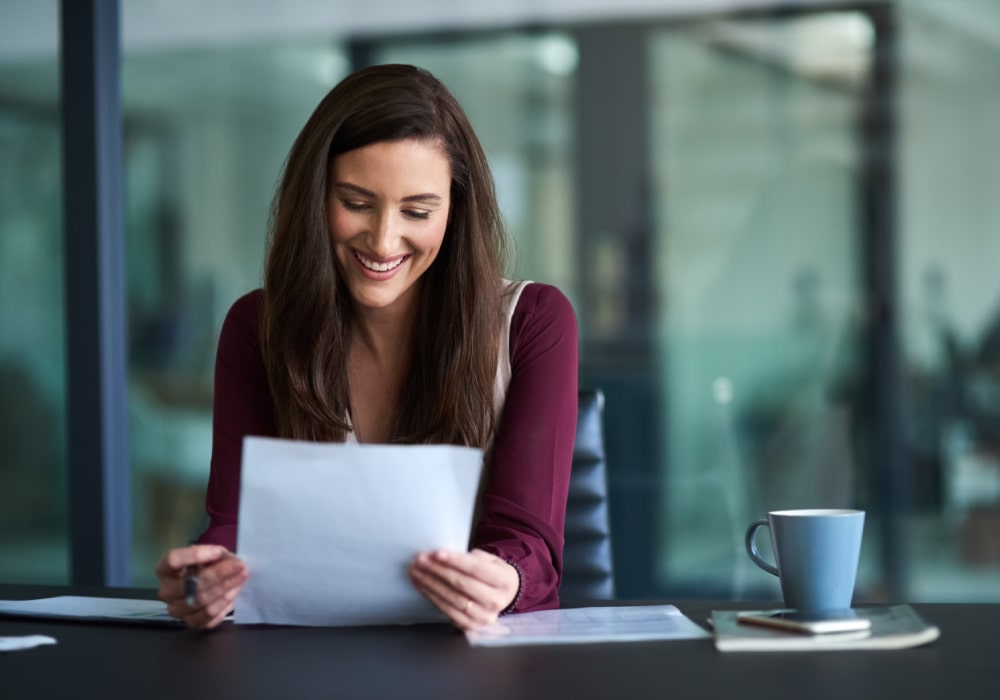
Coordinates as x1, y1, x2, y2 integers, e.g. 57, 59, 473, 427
745, 520, 779, 577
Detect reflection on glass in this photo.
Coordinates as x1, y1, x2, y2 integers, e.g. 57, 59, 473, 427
0, 0, 67, 584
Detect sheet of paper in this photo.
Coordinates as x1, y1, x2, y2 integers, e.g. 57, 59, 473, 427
0, 596, 177, 624
465, 605, 711, 646
0, 635, 57, 652
235, 437, 484, 627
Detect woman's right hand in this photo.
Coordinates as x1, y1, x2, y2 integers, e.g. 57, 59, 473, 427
155, 544, 248, 630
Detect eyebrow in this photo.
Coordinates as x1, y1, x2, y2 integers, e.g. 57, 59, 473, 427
333, 182, 443, 204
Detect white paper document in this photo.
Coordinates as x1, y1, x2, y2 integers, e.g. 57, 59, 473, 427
465, 605, 711, 646
0, 635, 57, 652
0, 596, 177, 625
235, 437, 484, 627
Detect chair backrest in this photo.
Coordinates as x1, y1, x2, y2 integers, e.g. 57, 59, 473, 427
560, 388, 615, 601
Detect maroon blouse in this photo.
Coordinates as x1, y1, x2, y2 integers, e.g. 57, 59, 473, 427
197, 283, 579, 613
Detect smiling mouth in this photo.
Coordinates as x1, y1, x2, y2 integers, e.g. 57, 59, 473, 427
353, 249, 408, 273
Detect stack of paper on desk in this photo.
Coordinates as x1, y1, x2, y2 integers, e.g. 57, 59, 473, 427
466, 605, 711, 646
235, 437, 484, 627
0, 596, 178, 625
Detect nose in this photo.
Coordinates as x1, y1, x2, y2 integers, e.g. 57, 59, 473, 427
368, 210, 397, 259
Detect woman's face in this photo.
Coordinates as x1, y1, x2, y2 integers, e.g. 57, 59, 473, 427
327, 138, 451, 316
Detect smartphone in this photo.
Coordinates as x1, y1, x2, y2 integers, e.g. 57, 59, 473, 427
736, 609, 872, 634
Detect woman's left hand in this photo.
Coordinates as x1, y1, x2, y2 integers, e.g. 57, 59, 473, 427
409, 548, 520, 631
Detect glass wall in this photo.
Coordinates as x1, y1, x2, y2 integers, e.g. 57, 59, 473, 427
0, 0, 67, 583
5, 0, 1000, 601
650, 12, 872, 600
897, 0, 1000, 599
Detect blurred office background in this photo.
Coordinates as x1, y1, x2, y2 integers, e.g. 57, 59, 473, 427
1, 0, 999, 603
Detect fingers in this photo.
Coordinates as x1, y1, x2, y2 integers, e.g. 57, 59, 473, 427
155, 544, 230, 579
409, 549, 519, 631
413, 575, 491, 630
155, 545, 248, 630
172, 573, 246, 630
156, 545, 232, 605
167, 567, 247, 630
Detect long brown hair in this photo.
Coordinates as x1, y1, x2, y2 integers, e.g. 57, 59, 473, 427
262, 64, 508, 446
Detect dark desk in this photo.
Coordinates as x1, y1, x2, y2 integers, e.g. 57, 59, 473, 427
1, 587, 998, 700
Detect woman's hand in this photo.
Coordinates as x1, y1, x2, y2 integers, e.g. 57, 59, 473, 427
155, 544, 248, 630
408, 548, 520, 631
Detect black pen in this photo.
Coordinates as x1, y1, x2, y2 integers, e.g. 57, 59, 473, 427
184, 565, 200, 607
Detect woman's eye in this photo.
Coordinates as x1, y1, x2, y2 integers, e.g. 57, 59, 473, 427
342, 200, 369, 212
403, 210, 431, 220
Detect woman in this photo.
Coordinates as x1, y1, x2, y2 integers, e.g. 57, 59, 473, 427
155, 64, 578, 631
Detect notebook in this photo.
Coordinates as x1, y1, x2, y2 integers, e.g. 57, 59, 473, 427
711, 605, 940, 652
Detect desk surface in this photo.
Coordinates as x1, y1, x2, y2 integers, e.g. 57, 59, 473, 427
1, 587, 998, 700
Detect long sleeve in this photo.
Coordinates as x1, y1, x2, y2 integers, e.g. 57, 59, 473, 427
196, 290, 276, 551
472, 283, 579, 612
195, 283, 579, 615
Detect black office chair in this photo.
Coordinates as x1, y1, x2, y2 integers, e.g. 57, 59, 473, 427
560, 389, 615, 601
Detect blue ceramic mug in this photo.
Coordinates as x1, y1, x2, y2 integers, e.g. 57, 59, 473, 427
745, 509, 865, 611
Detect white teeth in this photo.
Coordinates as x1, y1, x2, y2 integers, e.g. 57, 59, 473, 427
355, 251, 405, 272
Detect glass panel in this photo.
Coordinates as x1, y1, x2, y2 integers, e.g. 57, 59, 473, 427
121, 35, 348, 584
0, 0, 67, 583
376, 34, 578, 299
898, 0, 1000, 600
650, 13, 873, 599
94, 3, 1000, 602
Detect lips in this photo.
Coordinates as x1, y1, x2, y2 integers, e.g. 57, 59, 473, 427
351, 249, 411, 279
